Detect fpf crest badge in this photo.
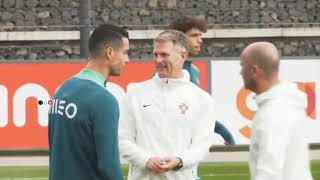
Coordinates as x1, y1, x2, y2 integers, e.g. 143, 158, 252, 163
179, 103, 188, 114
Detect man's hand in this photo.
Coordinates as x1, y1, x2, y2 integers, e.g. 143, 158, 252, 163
161, 157, 181, 171
145, 157, 167, 174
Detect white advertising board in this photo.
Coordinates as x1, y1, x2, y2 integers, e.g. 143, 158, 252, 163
211, 59, 320, 145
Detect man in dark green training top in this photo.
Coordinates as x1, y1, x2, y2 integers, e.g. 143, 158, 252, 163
169, 16, 235, 145
48, 24, 129, 180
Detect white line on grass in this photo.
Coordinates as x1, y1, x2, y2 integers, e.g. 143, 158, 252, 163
202, 173, 248, 176
202, 171, 320, 177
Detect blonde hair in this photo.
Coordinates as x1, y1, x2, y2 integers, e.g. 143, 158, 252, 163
154, 30, 190, 53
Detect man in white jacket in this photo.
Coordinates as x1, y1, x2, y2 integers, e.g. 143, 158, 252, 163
119, 30, 215, 180
240, 42, 313, 180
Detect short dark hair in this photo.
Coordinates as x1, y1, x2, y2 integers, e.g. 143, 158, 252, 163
88, 24, 129, 58
169, 15, 207, 33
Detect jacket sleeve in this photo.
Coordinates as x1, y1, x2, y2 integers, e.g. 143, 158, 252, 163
118, 92, 151, 169
179, 97, 216, 169
93, 95, 123, 180
190, 64, 200, 86
214, 121, 235, 145
252, 110, 290, 180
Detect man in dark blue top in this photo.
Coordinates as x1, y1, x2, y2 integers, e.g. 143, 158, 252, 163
48, 24, 129, 180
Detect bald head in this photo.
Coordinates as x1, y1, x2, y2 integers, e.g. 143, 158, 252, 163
241, 42, 280, 77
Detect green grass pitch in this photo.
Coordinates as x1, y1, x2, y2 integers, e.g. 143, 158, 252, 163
0, 161, 319, 180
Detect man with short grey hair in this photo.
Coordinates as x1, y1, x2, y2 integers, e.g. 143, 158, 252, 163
119, 30, 216, 180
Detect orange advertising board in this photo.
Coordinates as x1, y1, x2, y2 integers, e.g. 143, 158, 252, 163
0, 61, 209, 149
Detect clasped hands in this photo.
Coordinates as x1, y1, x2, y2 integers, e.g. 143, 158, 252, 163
145, 156, 180, 174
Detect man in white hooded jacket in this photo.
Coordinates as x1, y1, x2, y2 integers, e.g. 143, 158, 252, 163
240, 42, 313, 180
119, 30, 215, 180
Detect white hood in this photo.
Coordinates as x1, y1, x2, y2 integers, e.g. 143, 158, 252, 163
255, 82, 307, 110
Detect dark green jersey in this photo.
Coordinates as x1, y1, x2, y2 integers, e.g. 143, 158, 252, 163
183, 61, 200, 85
48, 69, 123, 180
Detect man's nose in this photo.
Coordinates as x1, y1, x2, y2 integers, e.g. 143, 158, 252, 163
125, 57, 129, 64
154, 55, 163, 63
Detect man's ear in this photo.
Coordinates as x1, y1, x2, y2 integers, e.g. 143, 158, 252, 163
180, 51, 188, 61
251, 65, 261, 78
104, 47, 114, 60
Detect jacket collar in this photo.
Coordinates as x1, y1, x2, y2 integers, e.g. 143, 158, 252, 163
75, 69, 106, 88
153, 70, 190, 85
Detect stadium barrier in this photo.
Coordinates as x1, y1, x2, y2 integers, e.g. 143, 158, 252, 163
0, 143, 319, 156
